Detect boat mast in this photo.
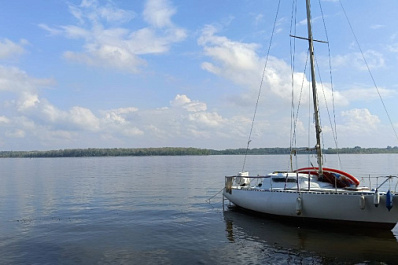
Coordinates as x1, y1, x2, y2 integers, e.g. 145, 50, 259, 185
305, 0, 323, 176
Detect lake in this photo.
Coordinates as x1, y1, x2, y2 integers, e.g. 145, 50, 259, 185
1, 154, 398, 264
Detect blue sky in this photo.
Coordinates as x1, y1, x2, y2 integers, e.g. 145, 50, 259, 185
0, 0, 397, 151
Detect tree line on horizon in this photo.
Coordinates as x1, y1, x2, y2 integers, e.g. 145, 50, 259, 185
0, 146, 398, 158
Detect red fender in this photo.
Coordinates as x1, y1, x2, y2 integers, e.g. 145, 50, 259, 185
295, 167, 360, 186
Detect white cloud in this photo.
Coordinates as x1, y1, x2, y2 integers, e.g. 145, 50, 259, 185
0, 39, 28, 59
0, 65, 150, 148
387, 43, 398, 53
128, 27, 186, 55
120, 127, 144, 137
100, 107, 144, 138
197, 25, 348, 108
297, 16, 323, 27
340, 86, 397, 102
40, 101, 63, 122
102, 107, 139, 126
188, 112, 224, 128
0, 65, 386, 149
333, 50, 385, 71
0, 66, 103, 141
103, 107, 138, 117
0, 116, 10, 124
113, 95, 240, 143
60, 25, 91, 39
170, 94, 190, 106
341, 108, 380, 133
68, 106, 100, 131
170, 94, 207, 112
254, 14, 264, 26
97, 3, 135, 23
63, 45, 147, 72
5, 129, 25, 138
370, 24, 385, 30
199, 25, 260, 75
39, 24, 64, 35
40, 0, 186, 73
324, 107, 395, 147
143, 0, 175, 28
70, 0, 135, 24
0, 66, 53, 112
27, 100, 101, 133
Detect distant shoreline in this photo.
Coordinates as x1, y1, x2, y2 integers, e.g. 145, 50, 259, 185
1, 146, 398, 158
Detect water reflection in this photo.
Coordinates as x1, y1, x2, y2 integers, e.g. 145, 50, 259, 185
224, 206, 398, 264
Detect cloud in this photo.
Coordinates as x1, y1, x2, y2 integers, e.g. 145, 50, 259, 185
325, 107, 398, 148
5, 129, 25, 138
0, 39, 28, 59
69, 0, 135, 24
196, 24, 398, 148
340, 86, 397, 102
297, 15, 325, 28
387, 43, 398, 53
0, 63, 384, 149
198, 25, 261, 76
63, 45, 147, 72
0, 66, 102, 140
25, 100, 101, 133
333, 50, 385, 71
341, 108, 380, 133
40, 0, 186, 73
170, 94, 207, 112
0, 64, 242, 148
197, 24, 348, 108
69, 106, 100, 131
0, 66, 53, 111
0, 116, 10, 124
143, 0, 175, 28
92, 94, 242, 145
0, 65, 144, 147
101, 107, 143, 136
370, 24, 385, 30
188, 112, 224, 128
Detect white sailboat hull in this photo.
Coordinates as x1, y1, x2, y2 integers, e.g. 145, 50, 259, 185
224, 188, 398, 229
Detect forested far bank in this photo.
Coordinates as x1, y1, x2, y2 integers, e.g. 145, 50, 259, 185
1, 146, 398, 158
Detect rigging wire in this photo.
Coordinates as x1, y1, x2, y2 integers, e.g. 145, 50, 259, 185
292, 52, 309, 154
289, 0, 298, 158
314, 57, 330, 165
241, 0, 282, 172
317, 0, 342, 168
307, 67, 311, 164
339, 0, 398, 144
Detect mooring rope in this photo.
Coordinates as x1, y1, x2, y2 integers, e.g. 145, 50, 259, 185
206, 187, 224, 204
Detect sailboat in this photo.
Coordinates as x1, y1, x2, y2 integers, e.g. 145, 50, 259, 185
223, 0, 398, 229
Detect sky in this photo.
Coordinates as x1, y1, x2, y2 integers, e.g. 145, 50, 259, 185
0, 0, 398, 151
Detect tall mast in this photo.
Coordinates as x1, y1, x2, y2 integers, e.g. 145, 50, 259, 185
305, 0, 323, 175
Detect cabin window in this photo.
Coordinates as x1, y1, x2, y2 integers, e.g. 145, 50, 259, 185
272, 177, 296, 183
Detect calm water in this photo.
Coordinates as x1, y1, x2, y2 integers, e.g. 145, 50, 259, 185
1, 154, 398, 264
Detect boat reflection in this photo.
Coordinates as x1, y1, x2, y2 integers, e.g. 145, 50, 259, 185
224, 206, 398, 263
